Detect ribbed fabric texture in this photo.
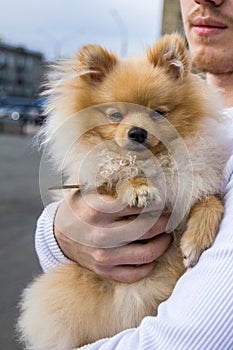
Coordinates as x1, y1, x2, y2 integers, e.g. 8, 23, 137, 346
35, 201, 72, 272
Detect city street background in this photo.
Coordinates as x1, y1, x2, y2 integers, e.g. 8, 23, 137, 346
0, 2, 182, 348
0, 131, 43, 349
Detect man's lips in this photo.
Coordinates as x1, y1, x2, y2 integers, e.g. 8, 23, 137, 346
191, 16, 228, 36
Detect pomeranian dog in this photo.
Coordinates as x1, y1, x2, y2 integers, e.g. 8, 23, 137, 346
17, 34, 232, 349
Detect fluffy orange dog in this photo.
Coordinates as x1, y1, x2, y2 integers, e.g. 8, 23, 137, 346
17, 34, 231, 349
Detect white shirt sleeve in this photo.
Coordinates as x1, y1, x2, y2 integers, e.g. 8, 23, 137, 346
35, 201, 72, 272
76, 156, 233, 350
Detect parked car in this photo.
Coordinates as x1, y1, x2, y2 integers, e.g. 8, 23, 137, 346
24, 107, 40, 124
1, 105, 39, 124
34, 107, 47, 125
8, 106, 29, 125
0, 106, 12, 119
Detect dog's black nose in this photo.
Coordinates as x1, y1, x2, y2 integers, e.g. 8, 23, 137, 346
128, 127, 148, 144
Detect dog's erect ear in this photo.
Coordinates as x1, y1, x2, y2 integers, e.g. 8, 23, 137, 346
147, 33, 190, 80
77, 45, 118, 83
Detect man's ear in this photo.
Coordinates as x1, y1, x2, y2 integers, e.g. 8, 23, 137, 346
77, 45, 118, 83
147, 33, 190, 80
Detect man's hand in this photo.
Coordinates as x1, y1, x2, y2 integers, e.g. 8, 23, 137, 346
54, 190, 171, 284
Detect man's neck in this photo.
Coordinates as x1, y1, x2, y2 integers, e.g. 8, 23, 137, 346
206, 73, 233, 108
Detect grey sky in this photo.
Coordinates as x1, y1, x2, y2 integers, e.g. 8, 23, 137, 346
0, 0, 164, 61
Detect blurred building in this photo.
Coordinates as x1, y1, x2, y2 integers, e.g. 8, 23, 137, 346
161, 0, 183, 35
0, 43, 44, 105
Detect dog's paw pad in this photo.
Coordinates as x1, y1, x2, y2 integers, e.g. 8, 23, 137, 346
182, 247, 202, 268
181, 235, 205, 268
117, 180, 161, 208
131, 185, 161, 208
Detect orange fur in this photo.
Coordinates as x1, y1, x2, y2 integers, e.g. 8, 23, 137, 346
17, 34, 231, 349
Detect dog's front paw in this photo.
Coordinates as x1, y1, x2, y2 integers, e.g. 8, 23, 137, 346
180, 232, 204, 268
181, 196, 224, 268
117, 178, 161, 208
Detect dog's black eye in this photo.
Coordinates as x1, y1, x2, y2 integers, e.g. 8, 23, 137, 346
150, 109, 165, 118
109, 112, 124, 121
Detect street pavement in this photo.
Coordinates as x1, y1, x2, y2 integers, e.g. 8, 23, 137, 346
0, 130, 44, 349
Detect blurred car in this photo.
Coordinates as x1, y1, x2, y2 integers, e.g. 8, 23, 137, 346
0, 104, 47, 129
34, 108, 47, 126
34, 98, 48, 126
0, 105, 40, 124
0, 106, 12, 119
8, 106, 29, 124
24, 107, 40, 124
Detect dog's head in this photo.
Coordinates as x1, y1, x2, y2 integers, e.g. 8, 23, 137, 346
42, 33, 221, 180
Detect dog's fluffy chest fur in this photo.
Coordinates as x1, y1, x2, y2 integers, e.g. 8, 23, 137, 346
65, 115, 231, 224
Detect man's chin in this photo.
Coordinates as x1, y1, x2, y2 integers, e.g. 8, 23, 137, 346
191, 50, 233, 74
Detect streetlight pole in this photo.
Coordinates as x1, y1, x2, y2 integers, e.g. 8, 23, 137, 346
110, 8, 128, 58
